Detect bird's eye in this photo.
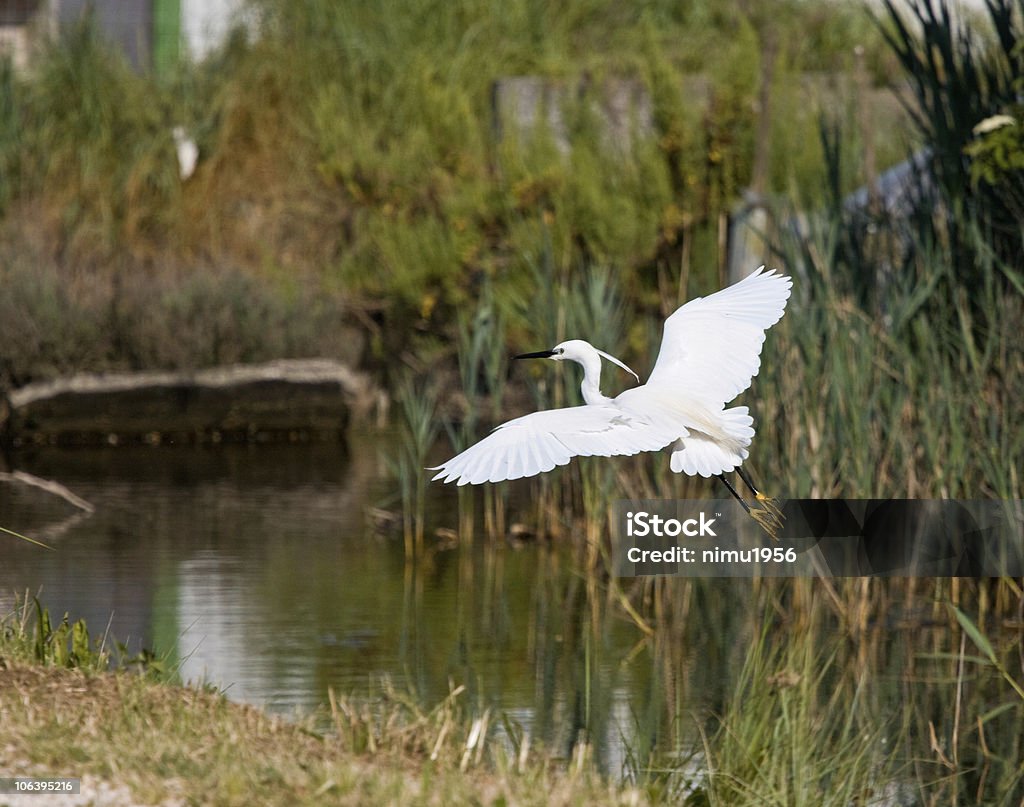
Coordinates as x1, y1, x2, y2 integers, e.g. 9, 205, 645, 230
557, 348, 565, 355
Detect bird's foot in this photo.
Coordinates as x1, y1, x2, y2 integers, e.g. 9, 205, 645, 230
750, 506, 784, 541
754, 492, 784, 521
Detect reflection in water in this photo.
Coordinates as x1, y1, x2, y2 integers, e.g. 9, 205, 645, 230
176, 552, 314, 706
2, 433, 717, 771
1, 435, 971, 780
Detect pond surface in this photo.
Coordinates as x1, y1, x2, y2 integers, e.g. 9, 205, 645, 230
1, 432, 950, 778
0, 431, 756, 772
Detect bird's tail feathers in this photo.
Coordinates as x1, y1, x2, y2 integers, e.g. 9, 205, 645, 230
668, 407, 755, 477
669, 436, 748, 477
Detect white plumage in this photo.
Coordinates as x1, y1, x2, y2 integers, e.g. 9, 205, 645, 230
430, 266, 792, 486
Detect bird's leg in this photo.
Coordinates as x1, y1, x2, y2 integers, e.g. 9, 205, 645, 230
736, 466, 783, 521
718, 473, 783, 541
716, 474, 751, 513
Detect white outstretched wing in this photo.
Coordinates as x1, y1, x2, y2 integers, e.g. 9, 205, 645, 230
647, 266, 791, 405
430, 404, 677, 485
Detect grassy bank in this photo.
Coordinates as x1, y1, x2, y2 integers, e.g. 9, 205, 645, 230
1, 663, 656, 806
0, 600, 648, 806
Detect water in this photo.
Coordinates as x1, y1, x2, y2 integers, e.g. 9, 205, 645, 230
0, 432, 725, 771
4, 433, 1018, 795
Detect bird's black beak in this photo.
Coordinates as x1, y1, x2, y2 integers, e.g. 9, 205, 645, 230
514, 349, 556, 360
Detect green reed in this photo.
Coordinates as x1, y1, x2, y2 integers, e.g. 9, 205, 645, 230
434, 169, 1024, 791
377, 519, 1024, 801
618, 578, 1024, 803
388, 374, 441, 556
447, 276, 511, 542
696, 616, 888, 806
758, 190, 1024, 501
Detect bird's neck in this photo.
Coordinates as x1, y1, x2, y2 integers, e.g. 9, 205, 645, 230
578, 354, 611, 406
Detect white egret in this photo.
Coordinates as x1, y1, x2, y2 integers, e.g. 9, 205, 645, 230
430, 266, 792, 533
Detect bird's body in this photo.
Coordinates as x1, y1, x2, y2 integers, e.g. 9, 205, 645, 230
430, 267, 792, 521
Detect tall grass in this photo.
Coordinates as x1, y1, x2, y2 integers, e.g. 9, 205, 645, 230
361, 540, 1024, 800
758, 221, 1024, 500
753, 8, 1024, 502
387, 375, 441, 555
449, 277, 509, 542
700, 622, 889, 806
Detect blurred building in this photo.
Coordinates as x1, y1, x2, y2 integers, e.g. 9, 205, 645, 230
0, 0, 247, 72
0, 1, 42, 69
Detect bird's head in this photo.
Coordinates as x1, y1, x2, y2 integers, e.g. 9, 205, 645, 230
514, 339, 639, 382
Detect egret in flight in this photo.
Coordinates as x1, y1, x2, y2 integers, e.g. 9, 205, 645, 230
430, 266, 792, 534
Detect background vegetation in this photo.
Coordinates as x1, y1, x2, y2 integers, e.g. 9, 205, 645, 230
2, 0, 1023, 802
0, 0, 904, 388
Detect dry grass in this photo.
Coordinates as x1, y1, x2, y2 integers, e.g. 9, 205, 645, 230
0, 661, 651, 807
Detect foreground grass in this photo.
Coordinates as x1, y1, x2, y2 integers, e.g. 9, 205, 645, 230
5, 584, 1023, 805
0, 598, 647, 806
0, 661, 648, 807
